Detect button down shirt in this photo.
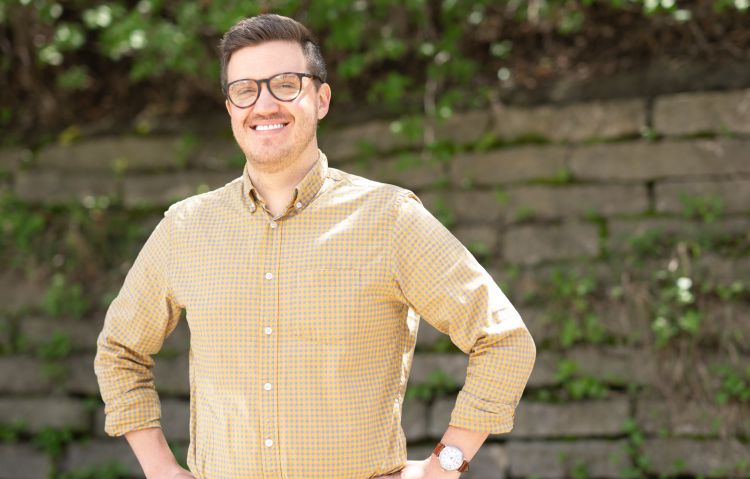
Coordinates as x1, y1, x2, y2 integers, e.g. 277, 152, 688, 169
94, 151, 536, 479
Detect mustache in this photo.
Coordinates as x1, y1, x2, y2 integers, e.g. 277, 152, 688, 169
245, 115, 291, 126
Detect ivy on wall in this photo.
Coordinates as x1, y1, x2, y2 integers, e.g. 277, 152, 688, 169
1, 0, 748, 143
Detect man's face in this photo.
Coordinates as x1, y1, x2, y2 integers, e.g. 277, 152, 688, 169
225, 40, 331, 173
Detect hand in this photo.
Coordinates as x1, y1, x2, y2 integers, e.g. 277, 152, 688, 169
376, 457, 460, 479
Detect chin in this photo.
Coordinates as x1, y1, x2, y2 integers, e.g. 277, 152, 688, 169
246, 151, 295, 171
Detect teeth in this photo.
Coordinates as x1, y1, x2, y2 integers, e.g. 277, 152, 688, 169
255, 123, 285, 131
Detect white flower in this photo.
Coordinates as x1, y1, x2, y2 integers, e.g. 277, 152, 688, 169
676, 277, 692, 290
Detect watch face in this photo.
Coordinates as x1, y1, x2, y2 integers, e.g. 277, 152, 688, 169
438, 445, 464, 471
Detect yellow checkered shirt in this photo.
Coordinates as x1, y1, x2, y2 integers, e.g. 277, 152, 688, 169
95, 151, 536, 479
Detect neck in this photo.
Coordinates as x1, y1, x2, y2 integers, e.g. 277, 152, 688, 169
246, 150, 319, 217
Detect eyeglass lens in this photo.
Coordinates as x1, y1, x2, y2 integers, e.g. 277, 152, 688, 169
228, 73, 303, 107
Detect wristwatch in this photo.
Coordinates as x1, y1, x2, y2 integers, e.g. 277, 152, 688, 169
433, 442, 470, 473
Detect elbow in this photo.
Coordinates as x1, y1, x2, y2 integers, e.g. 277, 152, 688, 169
520, 325, 537, 372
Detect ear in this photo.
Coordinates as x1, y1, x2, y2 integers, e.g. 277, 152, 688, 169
316, 83, 331, 120
225, 99, 232, 116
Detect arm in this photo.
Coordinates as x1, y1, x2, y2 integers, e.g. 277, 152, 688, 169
94, 214, 187, 473
125, 428, 194, 479
390, 193, 536, 473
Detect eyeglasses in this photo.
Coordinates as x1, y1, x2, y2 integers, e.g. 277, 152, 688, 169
224, 72, 322, 109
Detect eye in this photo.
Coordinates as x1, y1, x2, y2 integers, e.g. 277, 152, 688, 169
230, 81, 257, 97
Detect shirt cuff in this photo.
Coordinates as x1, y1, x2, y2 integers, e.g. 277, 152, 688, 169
449, 390, 517, 434
103, 392, 162, 437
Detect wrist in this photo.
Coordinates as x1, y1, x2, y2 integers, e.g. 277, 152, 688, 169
145, 462, 184, 479
426, 454, 461, 477
432, 442, 470, 473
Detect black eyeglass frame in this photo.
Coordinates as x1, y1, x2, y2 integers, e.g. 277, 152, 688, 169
223, 72, 322, 109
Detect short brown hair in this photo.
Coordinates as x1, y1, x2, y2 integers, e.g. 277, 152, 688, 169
219, 14, 327, 87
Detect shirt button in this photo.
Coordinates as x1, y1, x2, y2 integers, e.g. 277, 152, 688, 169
263, 382, 272, 391
264, 327, 273, 335
265, 272, 273, 280
265, 439, 273, 447
295, 201, 303, 209
269, 221, 277, 228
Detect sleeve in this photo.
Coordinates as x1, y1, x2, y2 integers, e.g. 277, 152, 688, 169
94, 212, 183, 436
390, 191, 536, 434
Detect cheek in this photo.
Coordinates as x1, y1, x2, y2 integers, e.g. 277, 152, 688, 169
230, 111, 249, 130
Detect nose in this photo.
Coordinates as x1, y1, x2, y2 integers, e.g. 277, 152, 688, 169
253, 82, 280, 114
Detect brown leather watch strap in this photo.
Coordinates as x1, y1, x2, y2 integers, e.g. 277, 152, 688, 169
432, 442, 470, 473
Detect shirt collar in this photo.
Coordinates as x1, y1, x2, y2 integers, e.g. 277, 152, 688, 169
242, 150, 328, 216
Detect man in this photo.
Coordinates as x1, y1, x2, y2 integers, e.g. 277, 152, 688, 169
95, 13, 535, 479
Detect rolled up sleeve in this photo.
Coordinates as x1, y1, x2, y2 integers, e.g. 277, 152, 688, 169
391, 192, 536, 433
94, 212, 183, 436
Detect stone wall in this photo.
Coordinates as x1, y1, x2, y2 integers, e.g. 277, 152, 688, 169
1, 88, 749, 478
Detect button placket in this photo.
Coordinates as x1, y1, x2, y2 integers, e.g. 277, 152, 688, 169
260, 208, 281, 474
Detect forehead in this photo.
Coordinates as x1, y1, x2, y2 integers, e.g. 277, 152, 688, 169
226, 40, 307, 82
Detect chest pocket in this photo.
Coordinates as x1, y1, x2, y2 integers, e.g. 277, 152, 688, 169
291, 267, 362, 344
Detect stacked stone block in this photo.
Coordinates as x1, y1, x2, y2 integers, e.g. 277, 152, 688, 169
1, 88, 749, 478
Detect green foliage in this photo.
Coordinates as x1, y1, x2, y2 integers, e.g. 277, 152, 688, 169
467, 241, 491, 262
82, 396, 104, 412
671, 457, 687, 475
37, 330, 72, 361
32, 427, 73, 458
430, 336, 461, 354
168, 440, 190, 470
514, 207, 536, 222
712, 280, 747, 301
650, 271, 702, 347
5, 0, 746, 145
41, 362, 69, 383
679, 193, 724, 224
530, 168, 574, 185
0, 192, 156, 318
621, 418, 650, 478
584, 210, 608, 246
494, 188, 509, 205
626, 223, 749, 262
58, 125, 83, 145
390, 116, 424, 143
405, 369, 458, 401
0, 421, 27, 443
394, 152, 421, 173
714, 364, 750, 405
545, 270, 608, 348
41, 273, 89, 319
569, 460, 590, 479
176, 133, 199, 169
0, 194, 45, 260
367, 72, 413, 112
554, 359, 608, 400
432, 197, 456, 229
58, 462, 130, 479
0, 317, 12, 356
626, 228, 667, 259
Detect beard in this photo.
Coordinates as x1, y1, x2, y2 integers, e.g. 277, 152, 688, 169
233, 107, 319, 174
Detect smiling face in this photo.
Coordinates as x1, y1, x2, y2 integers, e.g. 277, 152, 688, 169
225, 40, 331, 174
